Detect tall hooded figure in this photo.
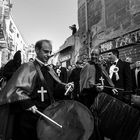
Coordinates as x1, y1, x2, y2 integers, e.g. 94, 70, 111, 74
3, 50, 22, 82
0, 50, 21, 140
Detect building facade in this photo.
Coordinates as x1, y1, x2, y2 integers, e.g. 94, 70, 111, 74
55, 34, 82, 68
5, 15, 28, 63
78, 0, 140, 62
0, 0, 28, 67
27, 44, 36, 61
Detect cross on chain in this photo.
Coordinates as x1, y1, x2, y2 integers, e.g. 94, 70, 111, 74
99, 76, 104, 86
37, 86, 47, 102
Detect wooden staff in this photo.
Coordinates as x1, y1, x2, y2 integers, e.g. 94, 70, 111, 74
94, 84, 124, 91
35, 109, 63, 128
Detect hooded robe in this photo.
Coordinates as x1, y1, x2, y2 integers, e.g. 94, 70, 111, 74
0, 60, 65, 140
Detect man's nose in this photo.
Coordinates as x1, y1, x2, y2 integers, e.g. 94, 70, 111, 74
47, 52, 51, 57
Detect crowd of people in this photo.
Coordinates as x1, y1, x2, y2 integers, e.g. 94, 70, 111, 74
0, 39, 140, 140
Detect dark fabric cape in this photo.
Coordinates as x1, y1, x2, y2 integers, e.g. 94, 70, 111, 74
0, 61, 64, 105
0, 61, 65, 140
91, 92, 140, 140
80, 63, 114, 92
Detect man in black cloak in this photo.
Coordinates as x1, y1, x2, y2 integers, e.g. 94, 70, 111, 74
0, 39, 73, 140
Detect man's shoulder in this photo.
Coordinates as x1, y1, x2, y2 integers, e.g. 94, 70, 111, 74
21, 61, 34, 68
84, 62, 95, 68
81, 62, 95, 73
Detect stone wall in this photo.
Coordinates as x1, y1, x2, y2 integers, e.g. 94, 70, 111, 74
78, 0, 140, 62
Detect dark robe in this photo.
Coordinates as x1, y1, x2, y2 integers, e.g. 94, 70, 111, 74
68, 67, 82, 99
0, 61, 65, 140
79, 62, 114, 108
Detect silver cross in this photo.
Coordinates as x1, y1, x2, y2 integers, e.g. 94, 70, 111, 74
99, 76, 104, 86
37, 86, 47, 102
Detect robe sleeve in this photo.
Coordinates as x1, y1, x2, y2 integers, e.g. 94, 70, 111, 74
80, 63, 96, 92
0, 62, 37, 106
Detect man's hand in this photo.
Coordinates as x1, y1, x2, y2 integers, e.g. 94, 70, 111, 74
65, 82, 74, 91
65, 82, 74, 95
112, 88, 118, 95
27, 105, 37, 113
96, 83, 104, 92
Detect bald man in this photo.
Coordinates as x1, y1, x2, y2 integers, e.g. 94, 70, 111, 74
0, 39, 73, 140
80, 48, 114, 108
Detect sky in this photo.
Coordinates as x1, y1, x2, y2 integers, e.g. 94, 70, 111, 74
11, 0, 78, 52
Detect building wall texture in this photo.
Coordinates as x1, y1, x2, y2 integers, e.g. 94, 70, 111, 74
78, 0, 140, 62
78, 0, 140, 47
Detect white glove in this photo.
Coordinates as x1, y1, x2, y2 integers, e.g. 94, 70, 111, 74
112, 88, 118, 95
28, 105, 38, 113
96, 83, 104, 92
65, 82, 74, 96
65, 82, 74, 92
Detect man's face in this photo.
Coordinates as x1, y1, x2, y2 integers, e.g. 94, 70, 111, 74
91, 49, 100, 63
108, 52, 116, 62
125, 57, 132, 63
36, 41, 52, 63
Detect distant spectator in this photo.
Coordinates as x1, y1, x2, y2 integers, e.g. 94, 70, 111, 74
125, 57, 135, 69
132, 61, 140, 95
55, 61, 67, 83
54, 61, 67, 100
125, 57, 132, 63
69, 60, 83, 99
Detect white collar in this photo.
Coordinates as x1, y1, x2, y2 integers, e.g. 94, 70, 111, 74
35, 58, 48, 66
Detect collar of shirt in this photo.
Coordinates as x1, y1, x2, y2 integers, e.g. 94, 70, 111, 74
35, 58, 48, 67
